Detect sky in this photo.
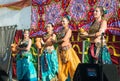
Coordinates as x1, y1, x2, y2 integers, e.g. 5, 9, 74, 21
0, 0, 31, 29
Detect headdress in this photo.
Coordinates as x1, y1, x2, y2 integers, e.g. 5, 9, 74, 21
103, 7, 107, 14
64, 15, 71, 21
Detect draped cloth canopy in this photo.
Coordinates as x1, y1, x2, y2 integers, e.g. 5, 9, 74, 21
0, 25, 16, 74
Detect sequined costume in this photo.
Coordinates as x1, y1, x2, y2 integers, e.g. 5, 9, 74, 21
16, 40, 37, 81
57, 27, 80, 81
40, 33, 58, 81
88, 20, 112, 64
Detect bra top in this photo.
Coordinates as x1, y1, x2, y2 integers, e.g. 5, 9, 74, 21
43, 33, 54, 42
19, 40, 29, 48
57, 27, 69, 40
89, 20, 102, 34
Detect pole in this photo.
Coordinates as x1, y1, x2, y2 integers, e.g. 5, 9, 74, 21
82, 41, 85, 63
100, 33, 104, 81
37, 49, 40, 81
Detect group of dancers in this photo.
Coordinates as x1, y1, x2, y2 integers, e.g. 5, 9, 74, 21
15, 6, 112, 81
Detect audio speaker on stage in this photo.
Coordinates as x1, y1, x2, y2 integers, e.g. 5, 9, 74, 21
0, 69, 8, 81
73, 63, 100, 81
102, 64, 119, 81
73, 63, 119, 81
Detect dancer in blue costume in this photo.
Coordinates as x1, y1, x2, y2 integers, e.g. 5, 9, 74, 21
40, 23, 58, 81
16, 30, 37, 81
79, 6, 112, 64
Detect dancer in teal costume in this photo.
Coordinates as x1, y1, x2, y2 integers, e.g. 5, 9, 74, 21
16, 30, 37, 81
40, 23, 58, 81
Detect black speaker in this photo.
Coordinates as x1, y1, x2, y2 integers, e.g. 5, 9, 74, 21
102, 64, 119, 81
73, 63, 100, 81
0, 69, 9, 81
73, 63, 119, 81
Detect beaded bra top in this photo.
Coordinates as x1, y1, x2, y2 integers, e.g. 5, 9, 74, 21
57, 27, 69, 40
43, 33, 54, 42
19, 40, 28, 48
88, 21, 102, 34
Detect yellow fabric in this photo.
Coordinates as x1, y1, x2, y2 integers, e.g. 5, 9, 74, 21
58, 48, 80, 81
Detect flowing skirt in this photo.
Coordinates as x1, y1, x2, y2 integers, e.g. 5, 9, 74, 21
40, 50, 58, 81
88, 44, 112, 64
16, 51, 37, 81
58, 47, 80, 81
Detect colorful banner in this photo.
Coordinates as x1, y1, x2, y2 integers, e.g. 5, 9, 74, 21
30, 0, 120, 36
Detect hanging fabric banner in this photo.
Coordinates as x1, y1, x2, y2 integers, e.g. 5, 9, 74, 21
0, 25, 16, 74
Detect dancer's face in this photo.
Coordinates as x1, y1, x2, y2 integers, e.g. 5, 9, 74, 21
94, 7, 102, 18
46, 24, 53, 33
24, 30, 29, 38
62, 17, 69, 27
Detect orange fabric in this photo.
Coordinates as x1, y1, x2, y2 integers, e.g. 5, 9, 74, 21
58, 48, 80, 81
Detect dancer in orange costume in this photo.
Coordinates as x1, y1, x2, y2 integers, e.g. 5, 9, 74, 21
57, 15, 80, 81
